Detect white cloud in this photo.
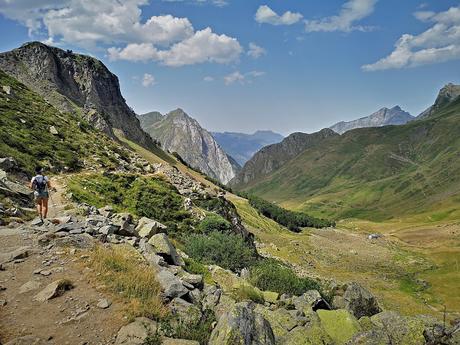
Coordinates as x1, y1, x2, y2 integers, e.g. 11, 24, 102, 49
142, 73, 156, 87
363, 5, 460, 71
247, 42, 266, 59
0, 0, 242, 66
110, 28, 242, 66
414, 11, 435, 22
304, 0, 377, 32
162, 0, 228, 6
255, 5, 303, 26
224, 70, 265, 85
204, 76, 214, 82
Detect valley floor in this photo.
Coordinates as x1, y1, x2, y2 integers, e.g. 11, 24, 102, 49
229, 195, 460, 322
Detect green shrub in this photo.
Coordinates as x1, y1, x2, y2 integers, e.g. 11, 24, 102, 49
249, 259, 320, 295
184, 232, 257, 272
197, 214, 231, 234
184, 258, 214, 284
232, 284, 265, 304
247, 195, 335, 231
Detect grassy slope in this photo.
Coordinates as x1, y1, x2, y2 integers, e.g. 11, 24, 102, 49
229, 194, 460, 321
0, 70, 126, 174
239, 101, 460, 221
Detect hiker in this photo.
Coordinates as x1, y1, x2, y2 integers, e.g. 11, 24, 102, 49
30, 166, 51, 220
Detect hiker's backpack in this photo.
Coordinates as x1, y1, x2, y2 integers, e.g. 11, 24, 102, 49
33, 175, 48, 193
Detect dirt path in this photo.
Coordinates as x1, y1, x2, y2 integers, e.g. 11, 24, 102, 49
0, 175, 125, 345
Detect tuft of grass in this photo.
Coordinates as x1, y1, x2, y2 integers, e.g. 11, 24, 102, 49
89, 245, 168, 320
232, 284, 265, 304
184, 258, 214, 285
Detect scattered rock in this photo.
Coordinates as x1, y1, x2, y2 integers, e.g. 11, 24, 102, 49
19, 280, 41, 294
115, 317, 158, 345
0, 246, 30, 265
96, 298, 112, 309
341, 282, 381, 318
0, 157, 17, 171
180, 272, 203, 288
33, 279, 73, 302
0, 299, 7, 306
4, 336, 47, 345
136, 217, 167, 239
49, 126, 59, 135
2, 85, 11, 95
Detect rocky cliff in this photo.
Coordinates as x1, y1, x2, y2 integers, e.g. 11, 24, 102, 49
0, 42, 155, 149
330, 106, 414, 134
138, 109, 240, 184
230, 128, 338, 187
212, 130, 284, 166
418, 83, 460, 119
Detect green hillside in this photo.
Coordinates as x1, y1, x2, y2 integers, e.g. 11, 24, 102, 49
236, 100, 460, 221
0, 69, 131, 175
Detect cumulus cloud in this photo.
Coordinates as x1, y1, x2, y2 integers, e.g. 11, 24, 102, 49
247, 42, 266, 59
304, 0, 377, 32
109, 28, 242, 66
203, 76, 214, 82
224, 70, 265, 85
0, 0, 242, 66
363, 5, 460, 71
142, 73, 156, 87
255, 5, 303, 26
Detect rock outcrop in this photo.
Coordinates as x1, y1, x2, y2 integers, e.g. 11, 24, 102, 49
0, 42, 156, 149
418, 83, 460, 119
330, 106, 414, 134
138, 109, 240, 184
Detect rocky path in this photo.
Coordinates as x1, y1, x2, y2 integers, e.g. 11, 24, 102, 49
0, 177, 125, 345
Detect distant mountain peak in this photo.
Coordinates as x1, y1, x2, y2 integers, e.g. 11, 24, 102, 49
330, 106, 413, 134
138, 109, 240, 184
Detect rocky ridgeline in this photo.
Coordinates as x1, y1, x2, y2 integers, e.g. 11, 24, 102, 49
2, 205, 459, 345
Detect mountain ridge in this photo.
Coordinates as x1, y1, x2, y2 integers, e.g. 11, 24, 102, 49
0, 41, 156, 150
330, 105, 414, 134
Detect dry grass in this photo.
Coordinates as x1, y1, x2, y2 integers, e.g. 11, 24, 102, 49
88, 245, 168, 320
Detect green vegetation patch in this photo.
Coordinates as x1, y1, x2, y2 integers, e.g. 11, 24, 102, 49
68, 173, 192, 234
249, 259, 321, 296
184, 232, 258, 272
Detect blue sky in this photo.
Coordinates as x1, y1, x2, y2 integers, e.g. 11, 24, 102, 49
0, 0, 459, 135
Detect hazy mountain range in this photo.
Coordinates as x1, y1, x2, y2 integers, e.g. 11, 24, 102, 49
211, 130, 284, 166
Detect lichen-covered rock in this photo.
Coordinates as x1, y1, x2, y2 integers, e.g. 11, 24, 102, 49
161, 338, 199, 345
209, 302, 275, 345
342, 282, 381, 318
148, 233, 184, 266
317, 309, 361, 345
262, 291, 279, 304
346, 330, 390, 345
255, 305, 298, 339
115, 317, 158, 345
293, 290, 331, 312
169, 298, 202, 326
369, 311, 427, 345
281, 324, 332, 345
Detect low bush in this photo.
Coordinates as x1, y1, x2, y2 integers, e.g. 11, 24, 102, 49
197, 214, 231, 234
249, 259, 320, 296
183, 258, 214, 284
184, 232, 257, 272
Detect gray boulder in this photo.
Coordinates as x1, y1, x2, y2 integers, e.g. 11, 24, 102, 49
209, 302, 276, 345
148, 233, 184, 266
136, 216, 167, 239
156, 269, 189, 299
115, 317, 158, 345
0, 157, 17, 171
33, 279, 73, 302
293, 290, 331, 312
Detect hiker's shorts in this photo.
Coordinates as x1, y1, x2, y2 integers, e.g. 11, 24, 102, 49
34, 191, 49, 202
